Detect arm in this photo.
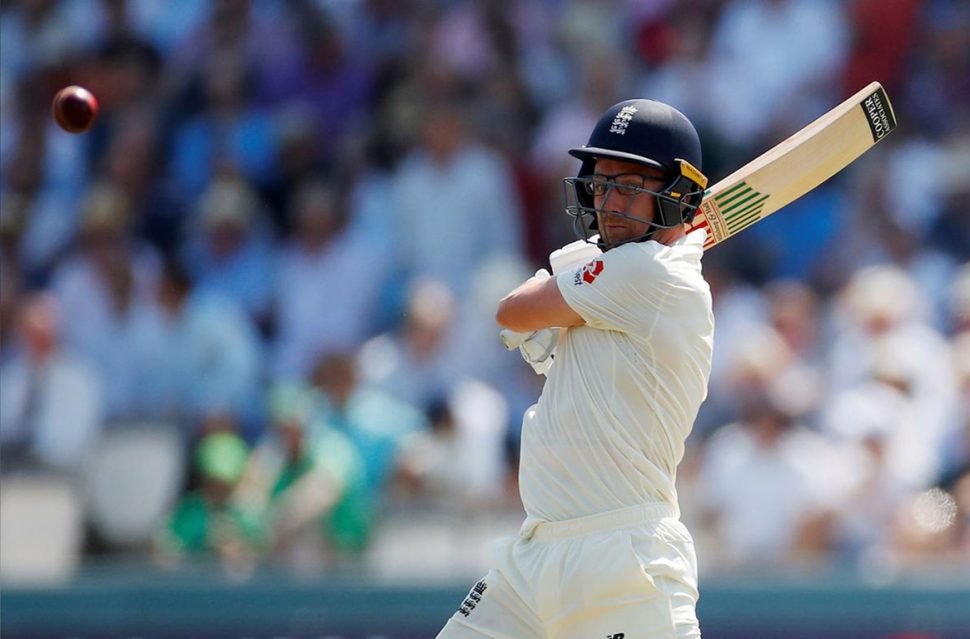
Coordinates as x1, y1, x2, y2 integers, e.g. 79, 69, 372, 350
496, 271, 584, 333
497, 228, 687, 341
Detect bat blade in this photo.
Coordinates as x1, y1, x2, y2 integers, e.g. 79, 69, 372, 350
688, 82, 897, 249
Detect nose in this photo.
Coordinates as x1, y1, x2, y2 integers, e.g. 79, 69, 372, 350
598, 186, 627, 213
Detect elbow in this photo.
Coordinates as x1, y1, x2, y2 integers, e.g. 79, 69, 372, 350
495, 296, 528, 333
495, 297, 515, 330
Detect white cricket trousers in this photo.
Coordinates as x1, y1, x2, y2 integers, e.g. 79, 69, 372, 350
436, 502, 701, 639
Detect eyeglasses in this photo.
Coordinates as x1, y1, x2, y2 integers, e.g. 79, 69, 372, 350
580, 173, 666, 198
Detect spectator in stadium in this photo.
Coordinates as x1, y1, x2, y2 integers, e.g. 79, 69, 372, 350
822, 350, 932, 563
309, 351, 426, 495
357, 278, 460, 410
0, 294, 103, 475
50, 181, 163, 421
284, 3, 374, 156
142, 257, 262, 442
694, 248, 785, 429
168, 48, 278, 200
154, 431, 263, 573
85, 29, 164, 165
393, 379, 512, 514
760, 280, 825, 421
272, 179, 386, 381
390, 95, 523, 295
698, 352, 846, 566
170, 0, 304, 111
703, 0, 849, 146
827, 265, 958, 482
98, 108, 185, 255
233, 384, 372, 571
180, 175, 277, 328
1, 120, 86, 283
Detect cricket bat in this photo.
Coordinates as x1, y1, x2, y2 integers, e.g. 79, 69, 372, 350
686, 81, 897, 249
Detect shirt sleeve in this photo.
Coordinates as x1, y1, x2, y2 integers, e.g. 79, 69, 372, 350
556, 232, 705, 337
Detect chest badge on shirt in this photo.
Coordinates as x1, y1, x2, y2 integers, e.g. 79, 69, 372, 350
575, 258, 605, 285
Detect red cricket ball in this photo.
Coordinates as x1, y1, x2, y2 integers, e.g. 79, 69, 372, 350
52, 85, 99, 134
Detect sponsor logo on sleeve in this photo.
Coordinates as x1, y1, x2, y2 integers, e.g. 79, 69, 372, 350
574, 259, 605, 285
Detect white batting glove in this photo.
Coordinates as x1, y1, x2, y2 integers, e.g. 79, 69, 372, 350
500, 326, 560, 375
549, 238, 602, 274
499, 327, 533, 350
517, 326, 560, 375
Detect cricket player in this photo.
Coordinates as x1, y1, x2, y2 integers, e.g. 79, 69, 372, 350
436, 99, 714, 639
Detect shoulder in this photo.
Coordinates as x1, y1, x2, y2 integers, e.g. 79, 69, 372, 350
646, 229, 706, 269
601, 230, 706, 281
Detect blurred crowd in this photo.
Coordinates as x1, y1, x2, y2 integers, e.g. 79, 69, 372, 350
0, 0, 968, 583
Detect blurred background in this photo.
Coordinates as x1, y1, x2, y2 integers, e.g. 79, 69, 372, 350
0, 0, 968, 637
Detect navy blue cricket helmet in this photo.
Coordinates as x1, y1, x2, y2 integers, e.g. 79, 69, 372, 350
564, 99, 708, 247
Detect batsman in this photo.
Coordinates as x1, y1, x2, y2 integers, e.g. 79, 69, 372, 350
437, 98, 714, 639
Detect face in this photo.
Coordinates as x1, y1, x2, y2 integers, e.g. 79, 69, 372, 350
591, 158, 667, 247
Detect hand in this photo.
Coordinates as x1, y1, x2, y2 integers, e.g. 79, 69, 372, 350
499, 324, 558, 375
652, 223, 687, 246
499, 327, 533, 350
517, 327, 560, 375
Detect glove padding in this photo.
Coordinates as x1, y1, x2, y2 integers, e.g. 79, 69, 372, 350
549, 239, 602, 274
515, 326, 559, 375
500, 241, 603, 375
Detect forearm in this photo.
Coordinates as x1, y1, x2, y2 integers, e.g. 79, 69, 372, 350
496, 274, 584, 333
497, 240, 601, 374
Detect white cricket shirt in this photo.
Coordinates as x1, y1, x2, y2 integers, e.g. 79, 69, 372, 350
518, 231, 714, 523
